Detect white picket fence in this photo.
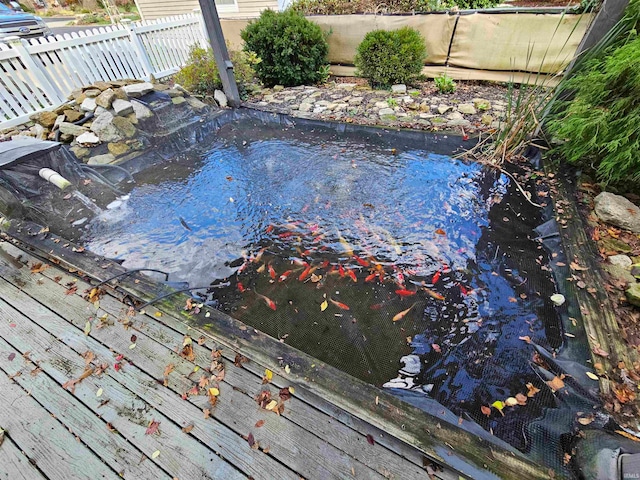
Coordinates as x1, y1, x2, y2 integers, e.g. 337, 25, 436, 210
0, 12, 207, 129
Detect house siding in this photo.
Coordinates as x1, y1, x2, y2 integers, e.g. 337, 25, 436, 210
135, 0, 278, 20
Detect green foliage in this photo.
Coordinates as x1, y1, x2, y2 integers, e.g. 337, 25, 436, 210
317, 64, 332, 84
354, 28, 427, 88
387, 97, 398, 107
547, 35, 640, 186
174, 45, 260, 98
434, 73, 455, 93
290, 0, 499, 15
241, 10, 329, 87
19, 3, 35, 13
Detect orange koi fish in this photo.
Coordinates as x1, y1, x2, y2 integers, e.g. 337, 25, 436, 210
257, 263, 266, 273
392, 303, 416, 322
330, 298, 350, 310
346, 269, 357, 283
432, 270, 441, 284
423, 287, 445, 301
459, 284, 470, 296
255, 290, 276, 311
395, 289, 416, 297
268, 264, 276, 280
354, 255, 369, 267
365, 273, 376, 283
338, 264, 345, 278
299, 265, 317, 282
265, 224, 274, 234
279, 232, 294, 239
370, 303, 384, 310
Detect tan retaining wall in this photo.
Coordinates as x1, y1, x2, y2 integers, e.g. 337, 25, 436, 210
221, 10, 592, 83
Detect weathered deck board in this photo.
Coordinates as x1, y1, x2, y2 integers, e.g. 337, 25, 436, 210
0, 310, 241, 480
0, 366, 118, 480
0, 249, 386, 480
0, 434, 49, 480
0, 275, 296, 480
38, 262, 432, 480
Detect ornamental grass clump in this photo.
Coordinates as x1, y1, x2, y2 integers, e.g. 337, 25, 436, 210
354, 27, 427, 88
241, 10, 329, 87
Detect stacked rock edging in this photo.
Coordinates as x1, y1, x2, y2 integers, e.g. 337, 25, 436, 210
1, 79, 219, 166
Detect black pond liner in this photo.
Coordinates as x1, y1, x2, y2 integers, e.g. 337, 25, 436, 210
0, 107, 609, 477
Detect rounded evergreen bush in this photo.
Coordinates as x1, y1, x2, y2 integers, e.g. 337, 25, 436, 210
241, 9, 329, 87
354, 27, 427, 88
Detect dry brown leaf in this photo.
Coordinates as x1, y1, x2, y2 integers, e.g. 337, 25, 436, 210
577, 416, 594, 425
145, 419, 160, 435
526, 382, 541, 397
255, 420, 265, 428
547, 376, 565, 392
182, 423, 194, 434
203, 408, 211, 419
481, 405, 491, 416
515, 393, 527, 406
592, 346, 609, 358
518, 336, 531, 344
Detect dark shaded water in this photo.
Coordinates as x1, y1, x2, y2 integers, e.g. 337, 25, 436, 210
81, 116, 589, 463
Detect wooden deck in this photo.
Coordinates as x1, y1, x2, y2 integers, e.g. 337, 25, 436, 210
0, 220, 553, 480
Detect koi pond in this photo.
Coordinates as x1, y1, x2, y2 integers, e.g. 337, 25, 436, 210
59, 110, 594, 473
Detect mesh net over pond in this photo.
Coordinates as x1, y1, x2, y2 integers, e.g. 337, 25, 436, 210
77, 110, 598, 475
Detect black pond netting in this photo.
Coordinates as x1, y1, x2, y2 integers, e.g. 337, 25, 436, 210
2, 108, 634, 477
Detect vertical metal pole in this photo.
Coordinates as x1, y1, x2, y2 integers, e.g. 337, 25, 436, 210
197, 0, 241, 107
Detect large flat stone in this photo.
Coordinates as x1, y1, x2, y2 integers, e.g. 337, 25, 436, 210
122, 82, 153, 98
112, 99, 134, 116
80, 97, 96, 112
75, 131, 100, 146
87, 153, 116, 165
58, 122, 89, 136
595, 192, 640, 233
95, 88, 116, 109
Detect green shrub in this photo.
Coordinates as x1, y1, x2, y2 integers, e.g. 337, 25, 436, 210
241, 10, 329, 87
354, 28, 427, 88
547, 36, 640, 186
434, 73, 456, 93
174, 45, 260, 98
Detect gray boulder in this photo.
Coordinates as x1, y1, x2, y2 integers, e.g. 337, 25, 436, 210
87, 153, 116, 165
609, 254, 633, 268
594, 192, 640, 233
112, 99, 134, 116
132, 100, 154, 120
214, 89, 228, 107
58, 122, 89, 136
80, 97, 97, 112
95, 88, 116, 109
90, 111, 135, 142
391, 84, 407, 94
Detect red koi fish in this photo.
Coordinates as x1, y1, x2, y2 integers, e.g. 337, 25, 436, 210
458, 284, 471, 295
432, 270, 441, 284
299, 265, 317, 282
346, 269, 357, 283
237, 282, 246, 293
354, 255, 370, 267
268, 264, 276, 280
330, 298, 350, 310
370, 303, 384, 310
279, 232, 294, 239
365, 273, 376, 283
265, 225, 274, 234
321, 260, 330, 269
278, 270, 293, 282
395, 289, 416, 297
338, 264, 345, 278
255, 291, 276, 311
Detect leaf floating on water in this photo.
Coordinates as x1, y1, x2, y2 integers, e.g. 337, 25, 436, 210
577, 416, 594, 425
526, 383, 541, 397
515, 393, 527, 406
434, 228, 446, 236
547, 375, 565, 392
491, 401, 505, 416
518, 336, 531, 344
320, 300, 328, 312
505, 397, 518, 407
586, 372, 599, 380
550, 294, 565, 306
481, 405, 491, 416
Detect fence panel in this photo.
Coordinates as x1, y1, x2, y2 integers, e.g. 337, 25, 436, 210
0, 13, 202, 129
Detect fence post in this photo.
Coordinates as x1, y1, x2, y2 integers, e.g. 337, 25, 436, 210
6, 37, 65, 104
121, 19, 155, 79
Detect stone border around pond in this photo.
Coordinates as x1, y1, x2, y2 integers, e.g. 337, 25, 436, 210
243, 82, 507, 134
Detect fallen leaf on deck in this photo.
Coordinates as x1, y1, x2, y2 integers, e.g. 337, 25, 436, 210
96, 388, 103, 397
247, 432, 255, 447
203, 408, 211, 419
8, 353, 15, 361
263, 369, 273, 383
586, 372, 599, 380
366, 434, 375, 445
182, 423, 194, 433
592, 346, 609, 358
234, 353, 248, 367
255, 420, 265, 428
145, 419, 160, 435
198, 376, 210, 388
151, 450, 160, 459
265, 400, 278, 411
30, 262, 49, 274
279, 387, 292, 401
